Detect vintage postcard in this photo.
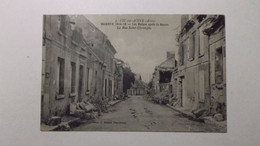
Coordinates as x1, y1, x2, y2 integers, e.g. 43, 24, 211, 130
41, 14, 226, 132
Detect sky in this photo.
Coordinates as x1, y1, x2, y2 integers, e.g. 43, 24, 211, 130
85, 15, 181, 82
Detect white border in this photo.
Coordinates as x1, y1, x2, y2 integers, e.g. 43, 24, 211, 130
0, 0, 260, 145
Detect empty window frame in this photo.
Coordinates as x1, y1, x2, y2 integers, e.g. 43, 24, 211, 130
199, 70, 205, 102
159, 71, 172, 83
57, 57, 65, 94
71, 62, 76, 93
215, 47, 223, 84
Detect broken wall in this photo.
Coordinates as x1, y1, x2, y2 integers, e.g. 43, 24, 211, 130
209, 27, 226, 117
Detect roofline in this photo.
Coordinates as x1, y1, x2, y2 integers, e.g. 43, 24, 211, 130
106, 40, 117, 54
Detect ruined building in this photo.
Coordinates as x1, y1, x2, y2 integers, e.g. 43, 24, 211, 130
176, 15, 226, 119
41, 15, 120, 121
152, 51, 177, 94
149, 51, 177, 104
204, 15, 226, 118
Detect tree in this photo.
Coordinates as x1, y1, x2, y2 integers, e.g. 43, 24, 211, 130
147, 80, 153, 89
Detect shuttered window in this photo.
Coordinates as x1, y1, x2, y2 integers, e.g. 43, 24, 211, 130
199, 27, 208, 56
199, 70, 205, 102
188, 32, 196, 61
179, 44, 184, 65
215, 47, 223, 84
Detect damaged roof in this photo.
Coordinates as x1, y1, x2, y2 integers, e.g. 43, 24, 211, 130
158, 58, 176, 69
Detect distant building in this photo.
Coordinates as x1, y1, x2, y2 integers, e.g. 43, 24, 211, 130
127, 75, 147, 96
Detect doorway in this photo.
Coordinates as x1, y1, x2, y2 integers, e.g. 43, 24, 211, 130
180, 77, 185, 107
78, 65, 84, 102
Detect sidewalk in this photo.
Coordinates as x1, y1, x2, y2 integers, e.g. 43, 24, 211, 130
107, 100, 121, 107
166, 104, 196, 119
166, 104, 227, 131
41, 99, 124, 131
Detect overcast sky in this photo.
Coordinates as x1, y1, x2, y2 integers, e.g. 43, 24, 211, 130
85, 15, 181, 82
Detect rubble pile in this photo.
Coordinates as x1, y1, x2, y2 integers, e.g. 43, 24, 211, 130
192, 107, 209, 119
46, 116, 62, 126
70, 99, 99, 120
152, 89, 173, 105
43, 97, 125, 131
44, 116, 80, 131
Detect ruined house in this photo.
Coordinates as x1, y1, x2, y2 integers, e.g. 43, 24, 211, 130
149, 51, 177, 104
176, 15, 226, 119
41, 15, 118, 122
204, 15, 226, 118
152, 51, 177, 94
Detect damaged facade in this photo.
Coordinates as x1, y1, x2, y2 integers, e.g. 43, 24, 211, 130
175, 15, 226, 119
147, 15, 226, 121
150, 51, 178, 104
41, 15, 124, 122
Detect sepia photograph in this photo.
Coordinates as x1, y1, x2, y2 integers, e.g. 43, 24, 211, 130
3, 0, 260, 145
41, 14, 226, 132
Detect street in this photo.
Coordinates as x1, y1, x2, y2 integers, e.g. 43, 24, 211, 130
72, 96, 222, 132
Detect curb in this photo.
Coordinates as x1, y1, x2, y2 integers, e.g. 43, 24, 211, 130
107, 99, 125, 107
165, 104, 197, 120
166, 104, 227, 131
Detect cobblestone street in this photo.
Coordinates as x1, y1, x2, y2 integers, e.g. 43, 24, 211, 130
72, 96, 223, 132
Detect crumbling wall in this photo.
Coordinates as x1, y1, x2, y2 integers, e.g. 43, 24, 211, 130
159, 71, 172, 83
209, 27, 226, 119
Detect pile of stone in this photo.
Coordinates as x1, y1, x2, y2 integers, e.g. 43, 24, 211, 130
46, 116, 62, 126
152, 90, 172, 105
69, 99, 99, 120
